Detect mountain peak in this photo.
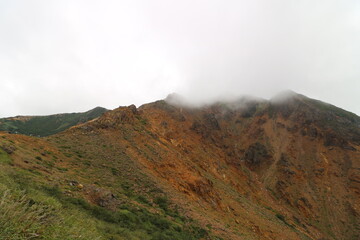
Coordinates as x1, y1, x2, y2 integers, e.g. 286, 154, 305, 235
270, 90, 305, 103
164, 93, 190, 107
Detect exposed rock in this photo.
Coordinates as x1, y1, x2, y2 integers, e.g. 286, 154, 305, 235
203, 113, 220, 130
277, 153, 292, 167
128, 104, 138, 114
68, 180, 79, 186
84, 185, 121, 210
244, 142, 273, 167
0, 144, 16, 154
324, 132, 355, 150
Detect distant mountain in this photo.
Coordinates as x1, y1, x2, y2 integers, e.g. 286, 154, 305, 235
0, 92, 359, 239
0, 107, 108, 136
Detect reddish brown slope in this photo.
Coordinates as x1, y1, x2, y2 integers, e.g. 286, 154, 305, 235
49, 93, 359, 240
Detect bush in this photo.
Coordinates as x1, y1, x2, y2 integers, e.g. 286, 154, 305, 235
276, 213, 285, 222
155, 196, 169, 211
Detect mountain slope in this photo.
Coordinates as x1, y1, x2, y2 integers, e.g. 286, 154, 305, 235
0, 107, 108, 136
0, 92, 359, 239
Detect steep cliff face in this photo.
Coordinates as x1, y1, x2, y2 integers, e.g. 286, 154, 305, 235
0, 92, 359, 239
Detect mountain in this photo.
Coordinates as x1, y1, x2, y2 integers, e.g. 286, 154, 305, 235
0, 107, 108, 136
0, 92, 359, 239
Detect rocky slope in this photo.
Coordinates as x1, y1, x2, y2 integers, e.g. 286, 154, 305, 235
0, 91, 359, 239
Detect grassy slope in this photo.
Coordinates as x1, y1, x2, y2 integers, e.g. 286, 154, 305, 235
0, 132, 212, 240
0, 107, 108, 137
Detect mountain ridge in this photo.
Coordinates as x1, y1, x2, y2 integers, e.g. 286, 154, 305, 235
0, 91, 359, 239
0, 106, 108, 136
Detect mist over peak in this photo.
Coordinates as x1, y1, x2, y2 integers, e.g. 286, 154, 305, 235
270, 90, 304, 104
164, 93, 190, 107
162, 89, 360, 118
0, 0, 359, 117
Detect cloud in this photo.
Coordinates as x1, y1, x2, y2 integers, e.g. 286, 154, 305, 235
0, 0, 359, 117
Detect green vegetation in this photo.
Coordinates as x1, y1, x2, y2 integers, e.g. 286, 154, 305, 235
0, 149, 11, 164
0, 164, 209, 240
0, 164, 102, 239
44, 186, 208, 240
0, 107, 107, 137
0, 188, 101, 240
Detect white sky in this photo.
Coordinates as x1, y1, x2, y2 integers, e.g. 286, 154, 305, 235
0, 0, 359, 117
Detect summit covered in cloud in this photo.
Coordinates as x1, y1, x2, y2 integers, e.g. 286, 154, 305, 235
0, 0, 359, 117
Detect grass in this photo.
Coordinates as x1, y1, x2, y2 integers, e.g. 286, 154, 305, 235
155, 196, 170, 212
0, 169, 102, 240
0, 189, 54, 239
0, 149, 11, 164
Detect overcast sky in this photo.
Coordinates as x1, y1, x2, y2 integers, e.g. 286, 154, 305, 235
0, 0, 359, 117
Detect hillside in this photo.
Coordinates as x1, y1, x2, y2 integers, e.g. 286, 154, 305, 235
0, 92, 359, 239
0, 107, 108, 137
